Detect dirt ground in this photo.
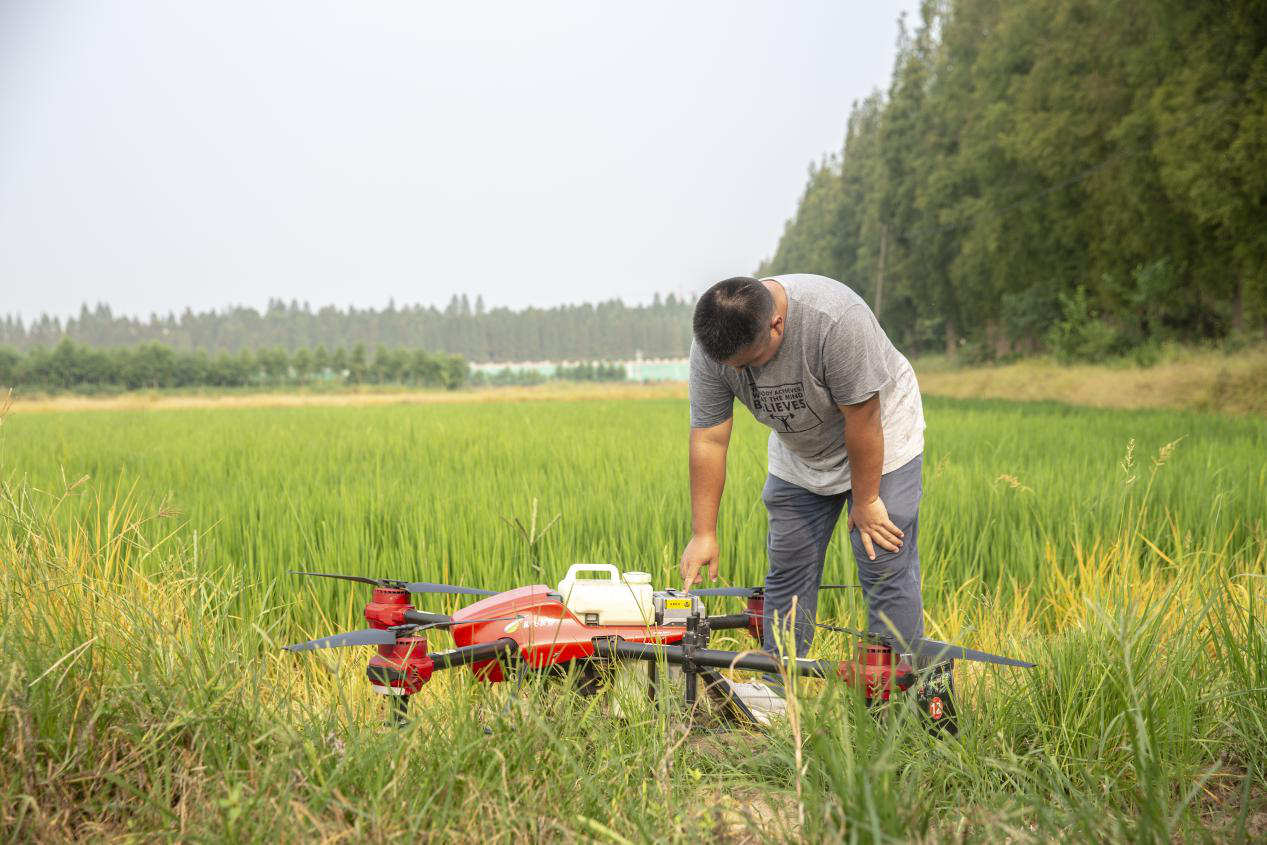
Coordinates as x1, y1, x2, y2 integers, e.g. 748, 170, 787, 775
5, 381, 689, 414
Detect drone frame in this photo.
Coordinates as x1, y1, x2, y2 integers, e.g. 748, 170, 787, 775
284, 573, 1035, 729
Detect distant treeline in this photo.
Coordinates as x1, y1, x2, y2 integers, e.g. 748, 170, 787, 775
761, 0, 1267, 361
1, 294, 694, 362
0, 340, 643, 394
0, 339, 469, 392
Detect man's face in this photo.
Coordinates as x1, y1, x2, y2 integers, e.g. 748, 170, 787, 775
722, 313, 784, 370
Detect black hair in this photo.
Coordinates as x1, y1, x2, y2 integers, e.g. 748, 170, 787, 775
692, 276, 774, 362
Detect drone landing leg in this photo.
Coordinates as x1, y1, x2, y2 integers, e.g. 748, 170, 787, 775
683, 615, 700, 710
575, 661, 601, 697
497, 659, 527, 719
647, 659, 657, 703
698, 668, 758, 726
389, 694, 410, 727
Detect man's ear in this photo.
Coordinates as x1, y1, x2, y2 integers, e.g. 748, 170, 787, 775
771, 313, 785, 336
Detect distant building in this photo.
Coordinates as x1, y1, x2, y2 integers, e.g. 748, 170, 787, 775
468, 358, 689, 382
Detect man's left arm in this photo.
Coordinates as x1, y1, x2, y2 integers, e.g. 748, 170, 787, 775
840, 395, 904, 561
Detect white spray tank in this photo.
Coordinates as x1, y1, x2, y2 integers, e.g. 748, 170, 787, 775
557, 564, 653, 626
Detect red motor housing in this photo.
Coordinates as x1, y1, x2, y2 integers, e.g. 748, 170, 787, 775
364, 586, 411, 629
746, 594, 765, 643
838, 642, 915, 702
362, 587, 432, 695
367, 637, 433, 696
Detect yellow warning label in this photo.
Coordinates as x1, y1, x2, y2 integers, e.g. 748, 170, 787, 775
664, 598, 692, 610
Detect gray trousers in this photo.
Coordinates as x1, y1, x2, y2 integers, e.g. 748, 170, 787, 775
761, 454, 924, 658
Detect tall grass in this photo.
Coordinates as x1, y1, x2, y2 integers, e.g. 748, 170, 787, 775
1, 396, 1264, 841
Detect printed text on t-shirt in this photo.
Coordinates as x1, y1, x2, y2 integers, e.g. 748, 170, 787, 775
750, 381, 824, 433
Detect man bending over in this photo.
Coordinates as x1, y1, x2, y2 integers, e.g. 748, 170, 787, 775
680, 274, 928, 712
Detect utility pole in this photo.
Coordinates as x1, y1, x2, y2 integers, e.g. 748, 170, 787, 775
874, 223, 888, 320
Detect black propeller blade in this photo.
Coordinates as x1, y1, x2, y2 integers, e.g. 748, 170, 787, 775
737, 610, 1033, 668
690, 586, 759, 597
692, 584, 860, 598
803, 618, 870, 638
910, 636, 1035, 668
283, 616, 523, 652
290, 570, 495, 596
739, 609, 869, 638
284, 628, 399, 651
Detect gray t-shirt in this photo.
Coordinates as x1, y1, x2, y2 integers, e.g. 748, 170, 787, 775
689, 273, 925, 495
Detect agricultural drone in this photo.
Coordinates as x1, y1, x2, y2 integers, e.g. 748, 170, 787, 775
283, 564, 1034, 731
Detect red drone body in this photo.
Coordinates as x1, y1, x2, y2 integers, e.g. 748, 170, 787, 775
450, 586, 688, 680
285, 570, 1034, 731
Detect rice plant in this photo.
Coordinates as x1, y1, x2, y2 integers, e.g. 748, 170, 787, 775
1, 396, 1263, 841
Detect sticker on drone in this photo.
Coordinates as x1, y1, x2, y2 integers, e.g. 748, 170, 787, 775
929, 696, 944, 720
504, 617, 562, 633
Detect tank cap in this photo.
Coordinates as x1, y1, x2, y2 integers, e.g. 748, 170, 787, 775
622, 571, 652, 584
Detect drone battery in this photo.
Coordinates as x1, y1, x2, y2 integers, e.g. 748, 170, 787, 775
915, 661, 957, 736
652, 591, 706, 626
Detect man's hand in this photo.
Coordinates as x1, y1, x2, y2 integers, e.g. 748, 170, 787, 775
679, 533, 720, 592
847, 495, 904, 561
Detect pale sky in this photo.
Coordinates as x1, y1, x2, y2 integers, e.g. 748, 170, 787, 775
0, 1, 917, 321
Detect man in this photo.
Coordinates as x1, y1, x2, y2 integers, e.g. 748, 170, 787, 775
680, 274, 927, 714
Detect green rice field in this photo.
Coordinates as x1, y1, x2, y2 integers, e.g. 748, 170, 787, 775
2, 395, 1265, 842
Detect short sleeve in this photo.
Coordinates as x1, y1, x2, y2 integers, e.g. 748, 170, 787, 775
688, 340, 735, 428
824, 306, 894, 406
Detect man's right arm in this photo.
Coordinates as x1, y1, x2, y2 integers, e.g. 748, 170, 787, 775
680, 418, 732, 592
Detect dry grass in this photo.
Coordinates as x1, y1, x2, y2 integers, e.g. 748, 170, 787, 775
917, 345, 1267, 415
7, 381, 689, 415
10, 343, 1267, 418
